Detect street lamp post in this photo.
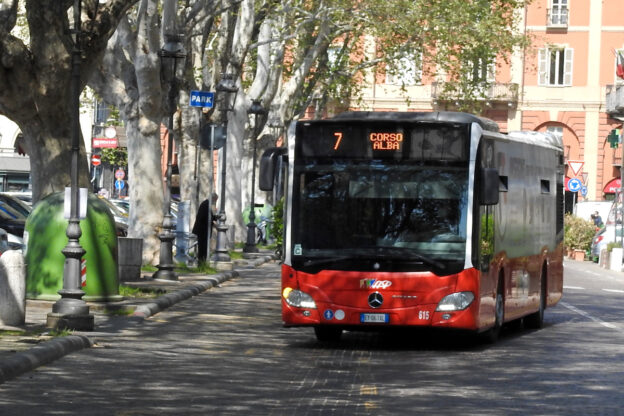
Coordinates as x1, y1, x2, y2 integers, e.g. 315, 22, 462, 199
212, 74, 238, 263
153, 34, 186, 281
243, 100, 266, 254
47, 0, 101, 331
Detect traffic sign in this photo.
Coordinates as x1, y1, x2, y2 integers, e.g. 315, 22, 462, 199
568, 178, 582, 192
568, 160, 584, 176
581, 186, 588, 197
115, 169, 125, 180
189, 91, 215, 108
91, 154, 101, 166
115, 179, 125, 190
200, 124, 226, 150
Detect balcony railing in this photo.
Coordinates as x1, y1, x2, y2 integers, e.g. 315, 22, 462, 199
547, 7, 568, 28
431, 82, 519, 104
606, 84, 624, 117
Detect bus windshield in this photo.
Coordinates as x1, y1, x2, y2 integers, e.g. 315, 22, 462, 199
291, 161, 469, 272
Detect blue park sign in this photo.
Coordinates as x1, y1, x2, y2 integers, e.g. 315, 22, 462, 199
189, 90, 214, 108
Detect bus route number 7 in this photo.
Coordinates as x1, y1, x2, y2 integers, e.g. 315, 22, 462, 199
333, 132, 343, 150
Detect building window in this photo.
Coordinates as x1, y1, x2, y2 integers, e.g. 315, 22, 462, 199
538, 47, 573, 86
94, 99, 111, 125
467, 57, 496, 84
547, 126, 563, 141
385, 53, 422, 86
548, 0, 568, 27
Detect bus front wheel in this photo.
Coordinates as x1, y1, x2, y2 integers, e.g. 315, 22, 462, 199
482, 279, 504, 343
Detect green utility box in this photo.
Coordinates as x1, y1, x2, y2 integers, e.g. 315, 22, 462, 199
25, 192, 122, 302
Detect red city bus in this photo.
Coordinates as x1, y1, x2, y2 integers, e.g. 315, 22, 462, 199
260, 112, 564, 342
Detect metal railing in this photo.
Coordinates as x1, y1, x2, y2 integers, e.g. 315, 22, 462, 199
606, 84, 624, 116
431, 82, 519, 103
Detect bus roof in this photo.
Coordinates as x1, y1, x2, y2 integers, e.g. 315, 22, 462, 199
507, 130, 563, 150
327, 111, 500, 133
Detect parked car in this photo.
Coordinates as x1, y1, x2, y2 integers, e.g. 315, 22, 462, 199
1, 191, 32, 206
109, 198, 129, 215
0, 192, 32, 218
591, 225, 624, 262
0, 202, 25, 239
0, 228, 9, 256
96, 196, 128, 237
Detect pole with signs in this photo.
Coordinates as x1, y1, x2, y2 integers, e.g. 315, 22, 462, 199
190, 90, 215, 263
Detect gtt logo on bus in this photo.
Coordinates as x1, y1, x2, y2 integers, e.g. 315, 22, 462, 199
360, 279, 392, 289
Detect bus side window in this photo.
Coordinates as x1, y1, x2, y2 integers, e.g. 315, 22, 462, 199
479, 168, 500, 205
479, 207, 494, 271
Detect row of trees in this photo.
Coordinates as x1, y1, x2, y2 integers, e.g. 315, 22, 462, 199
0, 0, 530, 264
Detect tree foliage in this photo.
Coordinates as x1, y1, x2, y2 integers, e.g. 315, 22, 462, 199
1, 0, 533, 254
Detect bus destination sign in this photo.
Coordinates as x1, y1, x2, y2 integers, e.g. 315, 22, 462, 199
298, 121, 468, 161
369, 132, 403, 150
331, 131, 403, 152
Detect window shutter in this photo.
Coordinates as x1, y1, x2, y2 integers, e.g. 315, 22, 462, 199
538, 48, 548, 85
563, 48, 573, 86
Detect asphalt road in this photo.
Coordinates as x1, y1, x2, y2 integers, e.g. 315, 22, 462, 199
1, 259, 623, 416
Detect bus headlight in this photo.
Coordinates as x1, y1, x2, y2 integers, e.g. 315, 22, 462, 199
436, 291, 475, 312
283, 287, 317, 309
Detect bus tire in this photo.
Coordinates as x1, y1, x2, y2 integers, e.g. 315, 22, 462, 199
525, 268, 546, 329
314, 326, 342, 342
482, 277, 504, 343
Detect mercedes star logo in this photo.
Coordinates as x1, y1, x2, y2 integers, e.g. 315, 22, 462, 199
368, 292, 384, 308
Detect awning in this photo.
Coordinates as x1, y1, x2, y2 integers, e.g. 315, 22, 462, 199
603, 177, 622, 194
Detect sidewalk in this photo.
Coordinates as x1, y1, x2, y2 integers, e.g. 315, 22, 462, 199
0, 251, 276, 384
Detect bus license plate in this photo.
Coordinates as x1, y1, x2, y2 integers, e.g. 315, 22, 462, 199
360, 313, 389, 324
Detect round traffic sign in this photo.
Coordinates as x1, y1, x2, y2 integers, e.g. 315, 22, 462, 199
115, 169, 125, 180
91, 155, 101, 166
568, 178, 582, 192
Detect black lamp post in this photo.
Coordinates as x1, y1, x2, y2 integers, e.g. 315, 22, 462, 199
212, 74, 238, 263
153, 34, 186, 280
243, 100, 266, 254
47, 0, 104, 331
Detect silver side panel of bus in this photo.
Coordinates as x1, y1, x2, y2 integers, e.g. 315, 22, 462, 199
284, 121, 297, 267
464, 122, 483, 270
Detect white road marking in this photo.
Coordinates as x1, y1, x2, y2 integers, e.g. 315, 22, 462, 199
602, 289, 624, 294
563, 286, 585, 290
560, 301, 621, 331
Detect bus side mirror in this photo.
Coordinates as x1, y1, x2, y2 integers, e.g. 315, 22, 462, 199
259, 147, 287, 191
480, 168, 499, 205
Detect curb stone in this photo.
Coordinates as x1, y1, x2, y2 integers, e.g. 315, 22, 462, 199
132, 271, 237, 319
0, 254, 275, 384
0, 335, 92, 384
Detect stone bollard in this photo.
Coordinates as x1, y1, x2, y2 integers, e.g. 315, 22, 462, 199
0, 250, 26, 327
118, 237, 143, 281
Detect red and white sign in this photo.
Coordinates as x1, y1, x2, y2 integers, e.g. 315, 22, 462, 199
568, 160, 584, 176
93, 137, 118, 148
115, 169, 125, 180
91, 154, 101, 166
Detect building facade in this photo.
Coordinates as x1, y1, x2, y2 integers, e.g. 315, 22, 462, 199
358, 0, 624, 207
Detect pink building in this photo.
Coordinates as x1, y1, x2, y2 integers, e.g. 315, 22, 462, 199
358, 0, 624, 206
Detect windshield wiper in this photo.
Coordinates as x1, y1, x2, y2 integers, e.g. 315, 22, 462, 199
300, 250, 446, 271
302, 255, 361, 267
373, 248, 446, 270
